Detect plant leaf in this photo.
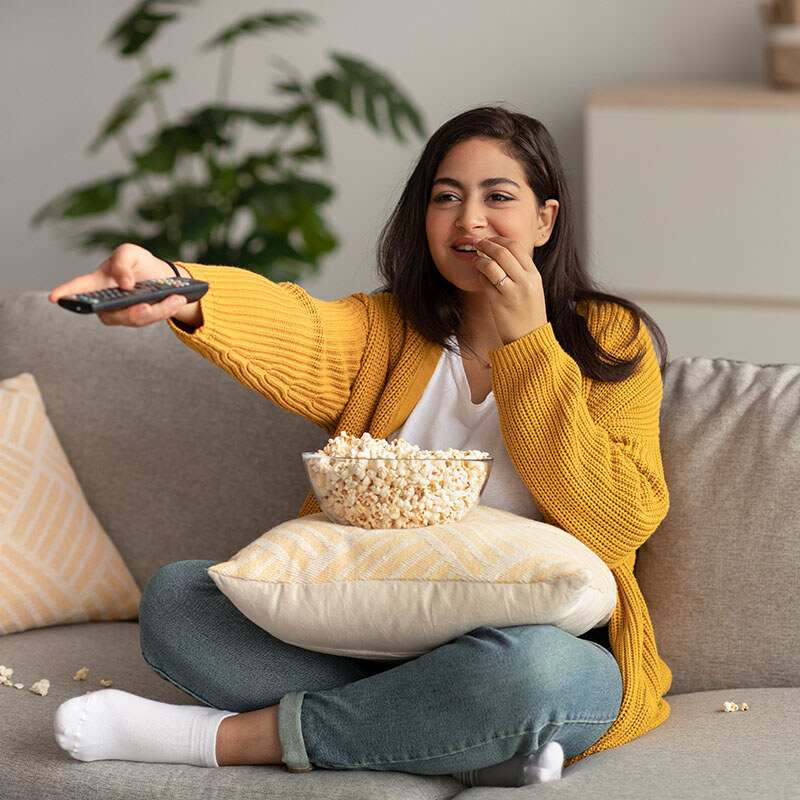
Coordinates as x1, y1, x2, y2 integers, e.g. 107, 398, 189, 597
288, 143, 324, 161
240, 108, 287, 127
134, 107, 239, 173
136, 231, 180, 257
107, 0, 197, 57
32, 176, 128, 225
135, 139, 179, 173
178, 204, 227, 242
295, 205, 338, 255
313, 54, 425, 142
135, 183, 227, 240
74, 227, 142, 252
273, 78, 303, 97
132, 104, 291, 173
237, 152, 282, 180
281, 102, 326, 160
203, 11, 316, 50
234, 230, 320, 282
241, 176, 333, 228
313, 74, 353, 115
89, 68, 174, 153
236, 174, 337, 277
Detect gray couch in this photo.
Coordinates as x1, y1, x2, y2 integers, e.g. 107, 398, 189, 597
1, 290, 798, 800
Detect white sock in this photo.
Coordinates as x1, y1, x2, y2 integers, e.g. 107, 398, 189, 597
54, 689, 237, 767
453, 741, 564, 787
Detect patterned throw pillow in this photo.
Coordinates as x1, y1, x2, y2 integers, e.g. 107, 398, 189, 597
0, 373, 141, 634
209, 505, 616, 660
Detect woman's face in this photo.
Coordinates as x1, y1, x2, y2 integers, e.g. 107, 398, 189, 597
425, 137, 542, 294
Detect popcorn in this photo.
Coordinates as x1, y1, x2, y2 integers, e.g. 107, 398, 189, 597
29, 679, 50, 697
722, 701, 749, 712
73, 667, 89, 681
2, 666, 24, 690
100, 679, 113, 687
307, 432, 491, 529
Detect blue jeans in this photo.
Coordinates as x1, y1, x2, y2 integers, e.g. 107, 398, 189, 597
139, 560, 622, 774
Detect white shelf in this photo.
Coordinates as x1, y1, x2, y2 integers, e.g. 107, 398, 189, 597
585, 82, 800, 363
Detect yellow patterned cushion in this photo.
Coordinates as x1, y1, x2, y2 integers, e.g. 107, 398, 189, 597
209, 505, 617, 659
0, 373, 141, 634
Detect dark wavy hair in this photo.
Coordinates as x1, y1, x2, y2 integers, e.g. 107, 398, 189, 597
376, 105, 667, 381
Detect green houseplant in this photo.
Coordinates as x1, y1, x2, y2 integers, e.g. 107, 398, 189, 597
33, 0, 425, 282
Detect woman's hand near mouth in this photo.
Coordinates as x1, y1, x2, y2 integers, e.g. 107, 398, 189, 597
472, 236, 548, 344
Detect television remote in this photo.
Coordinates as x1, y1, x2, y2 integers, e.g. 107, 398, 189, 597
58, 277, 209, 314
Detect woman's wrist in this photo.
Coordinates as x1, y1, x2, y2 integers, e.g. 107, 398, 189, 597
162, 259, 194, 280
161, 259, 203, 328
162, 259, 181, 278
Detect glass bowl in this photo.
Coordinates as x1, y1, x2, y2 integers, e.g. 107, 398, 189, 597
302, 453, 493, 529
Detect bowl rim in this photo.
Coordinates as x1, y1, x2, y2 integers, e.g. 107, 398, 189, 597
301, 452, 493, 463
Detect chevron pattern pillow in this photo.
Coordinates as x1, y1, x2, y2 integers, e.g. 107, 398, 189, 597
209, 505, 617, 659
0, 373, 141, 634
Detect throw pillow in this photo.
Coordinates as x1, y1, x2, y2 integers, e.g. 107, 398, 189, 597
209, 505, 616, 660
0, 373, 141, 634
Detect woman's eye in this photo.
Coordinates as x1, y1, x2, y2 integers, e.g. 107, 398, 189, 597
431, 193, 459, 203
430, 191, 515, 203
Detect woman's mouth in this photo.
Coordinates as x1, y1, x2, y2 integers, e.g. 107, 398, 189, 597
450, 243, 479, 260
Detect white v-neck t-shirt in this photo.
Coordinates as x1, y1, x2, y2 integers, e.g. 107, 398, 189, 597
389, 338, 543, 521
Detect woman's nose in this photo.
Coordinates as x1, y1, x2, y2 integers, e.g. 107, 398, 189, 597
456, 196, 487, 231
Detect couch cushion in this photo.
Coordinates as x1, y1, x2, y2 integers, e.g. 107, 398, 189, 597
2, 628, 797, 800
636, 357, 800, 694
0, 622, 461, 800
0, 372, 140, 634
451, 688, 798, 799
0, 292, 328, 589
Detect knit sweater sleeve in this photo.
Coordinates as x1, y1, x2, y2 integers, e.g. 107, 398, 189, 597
166, 264, 369, 433
490, 302, 669, 569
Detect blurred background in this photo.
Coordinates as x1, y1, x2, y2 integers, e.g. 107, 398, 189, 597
2, 0, 797, 362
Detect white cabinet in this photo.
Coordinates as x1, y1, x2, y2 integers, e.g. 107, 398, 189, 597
585, 83, 800, 364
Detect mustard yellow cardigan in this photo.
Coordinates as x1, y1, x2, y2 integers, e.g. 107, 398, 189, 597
168, 264, 673, 764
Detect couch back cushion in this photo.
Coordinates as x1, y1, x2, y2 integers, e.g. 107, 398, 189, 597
0, 293, 326, 589
637, 356, 800, 694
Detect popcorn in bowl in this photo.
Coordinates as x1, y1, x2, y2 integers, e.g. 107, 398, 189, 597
302, 432, 492, 529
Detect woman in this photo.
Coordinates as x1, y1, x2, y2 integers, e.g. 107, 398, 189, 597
50, 105, 671, 788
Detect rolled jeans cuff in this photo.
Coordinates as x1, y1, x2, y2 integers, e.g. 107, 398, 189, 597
278, 691, 313, 772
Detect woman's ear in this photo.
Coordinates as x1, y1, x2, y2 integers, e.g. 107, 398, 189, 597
536, 199, 559, 246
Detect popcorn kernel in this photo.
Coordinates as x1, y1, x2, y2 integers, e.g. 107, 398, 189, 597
29, 679, 50, 697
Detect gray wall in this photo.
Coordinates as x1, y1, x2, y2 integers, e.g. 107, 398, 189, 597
1, 0, 766, 303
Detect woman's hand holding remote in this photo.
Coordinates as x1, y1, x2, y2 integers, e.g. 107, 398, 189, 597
48, 243, 203, 329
